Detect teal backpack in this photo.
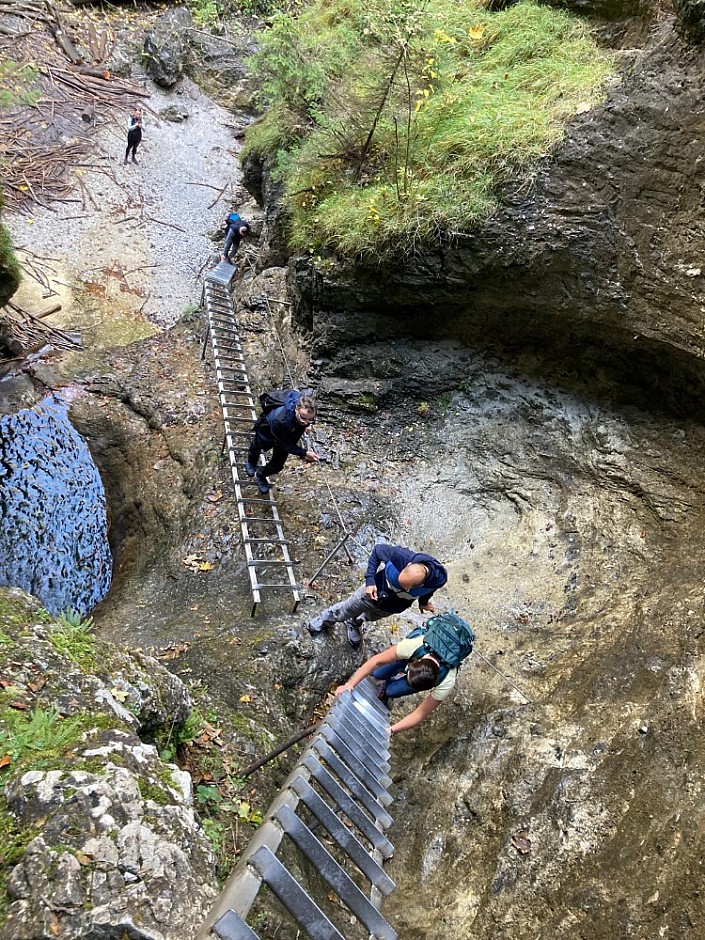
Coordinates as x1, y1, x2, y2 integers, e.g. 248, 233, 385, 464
408, 611, 475, 681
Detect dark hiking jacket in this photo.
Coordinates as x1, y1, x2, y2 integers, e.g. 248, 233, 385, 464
255, 390, 307, 457
364, 543, 448, 613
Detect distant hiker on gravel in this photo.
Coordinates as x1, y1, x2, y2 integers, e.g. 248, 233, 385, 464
221, 212, 251, 264
308, 543, 448, 648
246, 388, 319, 495
124, 108, 143, 165
334, 610, 475, 734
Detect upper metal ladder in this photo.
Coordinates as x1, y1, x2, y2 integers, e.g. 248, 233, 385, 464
195, 678, 397, 940
203, 263, 300, 616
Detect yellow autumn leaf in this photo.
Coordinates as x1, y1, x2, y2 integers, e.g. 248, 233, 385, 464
240, 694, 252, 703
469, 25, 485, 39
198, 561, 214, 571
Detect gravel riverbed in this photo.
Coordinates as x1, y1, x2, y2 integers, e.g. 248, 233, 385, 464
5, 75, 251, 336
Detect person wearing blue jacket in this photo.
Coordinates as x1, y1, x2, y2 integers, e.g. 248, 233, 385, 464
307, 543, 448, 648
246, 390, 319, 494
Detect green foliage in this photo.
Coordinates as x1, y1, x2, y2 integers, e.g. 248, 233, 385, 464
189, 0, 220, 26
48, 611, 97, 671
0, 60, 40, 111
0, 806, 36, 920
0, 707, 85, 764
0, 200, 21, 306
244, 0, 612, 264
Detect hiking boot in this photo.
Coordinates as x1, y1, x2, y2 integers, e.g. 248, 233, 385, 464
132, 156, 138, 164
308, 621, 325, 637
123, 158, 128, 165
346, 619, 362, 649
256, 470, 270, 495
244, 460, 256, 478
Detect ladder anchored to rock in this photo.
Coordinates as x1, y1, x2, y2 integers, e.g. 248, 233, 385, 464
195, 679, 397, 940
202, 263, 300, 616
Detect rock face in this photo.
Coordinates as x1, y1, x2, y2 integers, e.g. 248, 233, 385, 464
143, 7, 192, 88
232, 10, 705, 939
0, 393, 112, 617
0, 588, 217, 940
278, 22, 705, 419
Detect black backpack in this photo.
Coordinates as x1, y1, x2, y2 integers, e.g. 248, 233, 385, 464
408, 611, 475, 681
259, 389, 298, 415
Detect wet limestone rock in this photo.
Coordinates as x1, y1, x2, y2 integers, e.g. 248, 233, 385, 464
143, 7, 192, 88
2, 733, 215, 940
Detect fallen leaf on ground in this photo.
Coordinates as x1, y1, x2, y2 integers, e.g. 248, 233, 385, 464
511, 832, 532, 855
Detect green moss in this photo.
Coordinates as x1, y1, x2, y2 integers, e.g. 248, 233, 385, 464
0, 206, 20, 307
246, 0, 612, 265
137, 777, 171, 806
0, 806, 39, 920
0, 591, 38, 636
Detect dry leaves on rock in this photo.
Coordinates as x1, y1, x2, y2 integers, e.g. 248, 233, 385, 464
181, 554, 214, 572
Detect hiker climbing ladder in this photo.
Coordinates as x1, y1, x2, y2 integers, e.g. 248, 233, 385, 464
195, 678, 397, 940
203, 263, 300, 615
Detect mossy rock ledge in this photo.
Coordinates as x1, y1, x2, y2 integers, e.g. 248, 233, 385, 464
0, 587, 217, 939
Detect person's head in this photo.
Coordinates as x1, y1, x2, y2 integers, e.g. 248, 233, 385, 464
295, 395, 316, 428
397, 562, 429, 592
238, 224, 250, 237
406, 655, 440, 692
132, 107, 142, 121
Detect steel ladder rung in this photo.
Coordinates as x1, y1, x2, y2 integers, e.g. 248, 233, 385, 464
254, 582, 301, 591
243, 537, 291, 545
241, 516, 285, 523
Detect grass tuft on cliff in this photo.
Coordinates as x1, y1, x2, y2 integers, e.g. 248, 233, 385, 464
244, 0, 612, 264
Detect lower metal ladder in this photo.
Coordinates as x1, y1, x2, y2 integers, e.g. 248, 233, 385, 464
195, 678, 397, 940
203, 263, 300, 616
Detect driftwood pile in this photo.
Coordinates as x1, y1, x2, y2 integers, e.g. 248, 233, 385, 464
0, 0, 149, 213
0, 249, 81, 370
0, 1, 152, 369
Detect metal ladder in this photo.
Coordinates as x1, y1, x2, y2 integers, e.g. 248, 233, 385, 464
203, 263, 300, 616
195, 678, 397, 940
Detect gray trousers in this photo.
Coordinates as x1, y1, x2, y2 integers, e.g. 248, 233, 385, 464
308, 585, 390, 631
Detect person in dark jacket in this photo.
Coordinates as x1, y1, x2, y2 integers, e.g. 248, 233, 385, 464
307, 543, 448, 648
221, 214, 251, 264
246, 390, 319, 494
124, 108, 142, 165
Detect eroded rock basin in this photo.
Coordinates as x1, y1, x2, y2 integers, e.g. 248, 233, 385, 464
91, 318, 705, 938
